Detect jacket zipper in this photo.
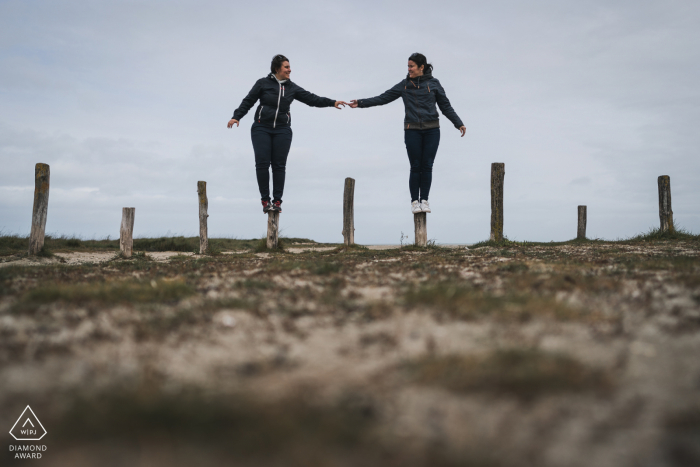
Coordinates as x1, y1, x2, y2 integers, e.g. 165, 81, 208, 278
258, 106, 263, 122
273, 83, 282, 128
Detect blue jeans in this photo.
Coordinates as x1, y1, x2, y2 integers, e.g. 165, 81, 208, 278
404, 128, 440, 201
251, 122, 293, 201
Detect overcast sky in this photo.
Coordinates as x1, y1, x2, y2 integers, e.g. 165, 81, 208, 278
1, 0, 698, 244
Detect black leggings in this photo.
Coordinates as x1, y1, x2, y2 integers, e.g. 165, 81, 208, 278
251, 122, 293, 201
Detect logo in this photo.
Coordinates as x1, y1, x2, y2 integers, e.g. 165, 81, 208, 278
9, 406, 47, 441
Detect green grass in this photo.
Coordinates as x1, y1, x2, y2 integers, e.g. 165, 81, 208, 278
400, 349, 613, 400
15, 278, 195, 311
404, 281, 597, 323
0, 234, 326, 256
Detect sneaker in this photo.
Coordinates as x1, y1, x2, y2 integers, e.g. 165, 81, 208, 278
420, 200, 431, 213
262, 200, 272, 213
411, 200, 422, 214
272, 200, 283, 213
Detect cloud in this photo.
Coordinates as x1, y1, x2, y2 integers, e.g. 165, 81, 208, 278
1, 0, 699, 242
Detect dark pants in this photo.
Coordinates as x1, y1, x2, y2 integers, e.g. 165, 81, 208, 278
404, 128, 440, 201
251, 122, 293, 201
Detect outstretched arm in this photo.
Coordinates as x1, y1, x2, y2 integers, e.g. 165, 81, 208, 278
230, 80, 263, 123
294, 86, 336, 108
434, 80, 465, 136
349, 81, 404, 108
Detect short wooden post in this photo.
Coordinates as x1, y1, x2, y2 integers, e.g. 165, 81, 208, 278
120, 208, 135, 258
267, 211, 279, 249
197, 181, 208, 254
577, 206, 587, 240
658, 175, 673, 232
414, 212, 427, 247
342, 177, 355, 246
490, 163, 505, 242
28, 163, 50, 255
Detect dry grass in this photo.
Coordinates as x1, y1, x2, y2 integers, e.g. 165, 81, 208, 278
399, 349, 614, 400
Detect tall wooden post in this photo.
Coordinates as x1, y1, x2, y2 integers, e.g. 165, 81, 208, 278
267, 211, 279, 249
490, 163, 505, 242
197, 181, 208, 254
343, 177, 355, 246
414, 212, 427, 247
28, 163, 50, 255
120, 208, 135, 258
658, 175, 673, 232
577, 206, 587, 240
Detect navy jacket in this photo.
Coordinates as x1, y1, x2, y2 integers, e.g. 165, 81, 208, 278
232, 73, 335, 128
357, 73, 463, 130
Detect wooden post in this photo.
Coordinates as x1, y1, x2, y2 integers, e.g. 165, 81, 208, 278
658, 175, 673, 232
342, 177, 355, 246
577, 206, 587, 240
414, 212, 427, 247
490, 163, 505, 242
28, 163, 50, 255
120, 208, 135, 258
267, 211, 279, 249
197, 181, 208, 254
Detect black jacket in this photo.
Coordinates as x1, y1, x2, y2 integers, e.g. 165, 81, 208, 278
357, 73, 463, 130
232, 73, 335, 128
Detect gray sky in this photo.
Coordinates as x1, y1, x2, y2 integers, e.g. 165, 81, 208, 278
1, 0, 699, 244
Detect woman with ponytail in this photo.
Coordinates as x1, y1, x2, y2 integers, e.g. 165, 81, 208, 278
228, 54, 347, 213
349, 53, 465, 214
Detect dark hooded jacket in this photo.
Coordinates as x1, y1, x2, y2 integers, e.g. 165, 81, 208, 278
357, 73, 463, 130
232, 73, 335, 128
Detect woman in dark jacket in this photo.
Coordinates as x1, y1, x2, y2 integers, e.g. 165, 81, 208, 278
350, 53, 465, 214
228, 54, 346, 213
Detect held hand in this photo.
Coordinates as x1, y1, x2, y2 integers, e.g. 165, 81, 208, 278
458, 126, 466, 137
348, 100, 359, 108
334, 101, 348, 109
227, 119, 239, 128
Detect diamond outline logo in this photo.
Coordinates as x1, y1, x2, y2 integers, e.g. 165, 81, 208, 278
9, 406, 47, 441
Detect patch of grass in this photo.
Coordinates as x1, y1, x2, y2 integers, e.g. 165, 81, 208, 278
253, 236, 288, 253
36, 245, 54, 257
400, 349, 613, 400
15, 279, 195, 311
405, 282, 593, 322
0, 234, 28, 255
50, 387, 377, 462
624, 224, 700, 243
312, 261, 341, 275
662, 406, 700, 466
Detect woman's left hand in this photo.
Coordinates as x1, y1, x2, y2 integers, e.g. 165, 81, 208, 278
334, 101, 347, 109
458, 126, 466, 137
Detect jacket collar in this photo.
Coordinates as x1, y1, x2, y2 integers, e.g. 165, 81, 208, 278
268, 72, 290, 84
406, 72, 433, 83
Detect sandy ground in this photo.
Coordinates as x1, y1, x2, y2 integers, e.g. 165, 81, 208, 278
1, 241, 699, 466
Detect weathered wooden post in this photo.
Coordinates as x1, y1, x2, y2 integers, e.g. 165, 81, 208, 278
342, 177, 355, 246
28, 163, 50, 255
120, 208, 135, 258
197, 181, 208, 254
414, 212, 427, 247
658, 175, 673, 232
577, 206, 587, 240
490, 163, 505, 242
267, 211, 279, 249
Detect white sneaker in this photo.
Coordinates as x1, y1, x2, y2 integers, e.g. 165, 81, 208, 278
420, 200, 431, 213
411, 200, 422, 214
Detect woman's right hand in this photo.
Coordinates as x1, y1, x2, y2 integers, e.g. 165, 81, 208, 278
348, 100, 359, 108
227, 119, 239, 128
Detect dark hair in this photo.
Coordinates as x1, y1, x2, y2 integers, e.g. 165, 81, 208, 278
408, 53, 433, 74
271, 54, 289, 74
